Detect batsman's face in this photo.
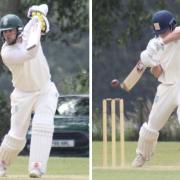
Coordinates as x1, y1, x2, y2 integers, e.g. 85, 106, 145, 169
3, 29, 17, 45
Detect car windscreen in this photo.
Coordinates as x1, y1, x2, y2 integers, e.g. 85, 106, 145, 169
57, 96, 89, 116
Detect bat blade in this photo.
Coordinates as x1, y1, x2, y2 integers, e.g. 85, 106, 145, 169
120, 63, 146, 91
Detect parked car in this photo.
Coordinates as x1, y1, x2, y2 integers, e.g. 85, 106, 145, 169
24, 94, 89, 156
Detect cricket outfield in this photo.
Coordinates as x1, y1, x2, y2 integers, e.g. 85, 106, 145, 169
3, 156, 89, 180
93, 141, 180, 180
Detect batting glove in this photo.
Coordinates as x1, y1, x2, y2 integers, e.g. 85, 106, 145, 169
27, 4, 49, 34
27, 4, 48, 18
136, 60, 146, 72
32, 12, 49, 34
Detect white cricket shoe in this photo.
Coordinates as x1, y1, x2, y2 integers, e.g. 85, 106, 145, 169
0, 161, 6, 177
29, 162, 43, 178
132, 154, 146, 167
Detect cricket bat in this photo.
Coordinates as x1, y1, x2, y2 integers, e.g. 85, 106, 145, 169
26, 21, 40, 51
120, 61, 146, 92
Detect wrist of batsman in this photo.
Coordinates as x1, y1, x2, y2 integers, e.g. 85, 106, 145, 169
150, 65, 163, 78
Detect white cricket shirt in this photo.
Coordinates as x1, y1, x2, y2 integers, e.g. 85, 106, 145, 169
141, 36, 180, 84
1, 17, 51, 92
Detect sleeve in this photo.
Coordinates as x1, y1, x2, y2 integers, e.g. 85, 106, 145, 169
140, 38, 161, 67
22, 16, 41, 46
1, 17, 43, 65
1, 44, 38, 65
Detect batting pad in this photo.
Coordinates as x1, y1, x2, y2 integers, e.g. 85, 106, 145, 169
29, 123, 54, 173
136, 122, 159, 160
0, 134, 26, 166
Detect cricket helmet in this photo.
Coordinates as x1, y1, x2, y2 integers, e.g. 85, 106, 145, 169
0, 14, 23, 32
152, 10, 176, 35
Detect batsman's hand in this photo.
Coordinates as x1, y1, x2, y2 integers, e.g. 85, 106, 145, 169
32, 13, 49, 34
136, 60, 145, 72
27, 4, 49, 34
111, 79, 120, 88
150, 65, 163, 78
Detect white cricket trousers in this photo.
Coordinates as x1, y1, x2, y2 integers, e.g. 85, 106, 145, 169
9, 81, 58, 138
147, 83, 180, 131
135, 83, 180, 160
8, 81, 59, 172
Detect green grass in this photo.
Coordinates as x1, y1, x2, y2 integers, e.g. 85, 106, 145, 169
4, 156, 89, 180
93, 170, 180, 180
93, 141, 180, 180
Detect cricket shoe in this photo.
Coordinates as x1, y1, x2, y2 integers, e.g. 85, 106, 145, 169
29, 162, 43, 178
0, 161, 6, 177
132, 154, 146, 167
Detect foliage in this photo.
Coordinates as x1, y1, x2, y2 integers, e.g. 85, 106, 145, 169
74, 69, 89, 93
93, 0, 121, 47
20, 0, 88, 40
118, 0, 150, 46
159, 113, 180, 141
0, 92, 10, 139
92, 108, 102, 140
120, 0, 167, 45
61, 69, 89, 94
93, 0, 167, 48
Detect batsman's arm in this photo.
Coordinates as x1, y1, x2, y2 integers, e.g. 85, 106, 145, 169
154, 27, 180, 49
150, 64, 163, 78
25, 16, 41, 51
120, 38, 162, 92
163, 27, 180, 44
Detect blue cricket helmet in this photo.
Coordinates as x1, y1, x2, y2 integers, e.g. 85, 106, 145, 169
152, 10, 176, 35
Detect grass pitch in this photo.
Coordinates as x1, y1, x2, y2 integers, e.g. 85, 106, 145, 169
93, 141, 180, 180
3, 156, 89, 180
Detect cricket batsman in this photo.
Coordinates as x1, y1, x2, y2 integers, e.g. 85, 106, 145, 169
112, 10, 180, 167
0, 4, 59, 177
130, 10, 180, 167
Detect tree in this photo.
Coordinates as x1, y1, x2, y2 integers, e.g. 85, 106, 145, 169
20, 0, 88, 41
0, 93, 10, 138
93, 0, 167, 48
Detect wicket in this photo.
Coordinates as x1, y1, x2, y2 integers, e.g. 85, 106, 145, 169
102, 98, 125, 167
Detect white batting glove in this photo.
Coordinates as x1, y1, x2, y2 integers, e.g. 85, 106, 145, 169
38, 4, 48, 16
27, 4, 48, 18
136, 60, 145, 72
27, 4, 49, 34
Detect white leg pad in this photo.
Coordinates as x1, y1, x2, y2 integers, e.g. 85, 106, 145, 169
136, 122, 159, 160
0, 134, 26, 166
29, 123, 54, 173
